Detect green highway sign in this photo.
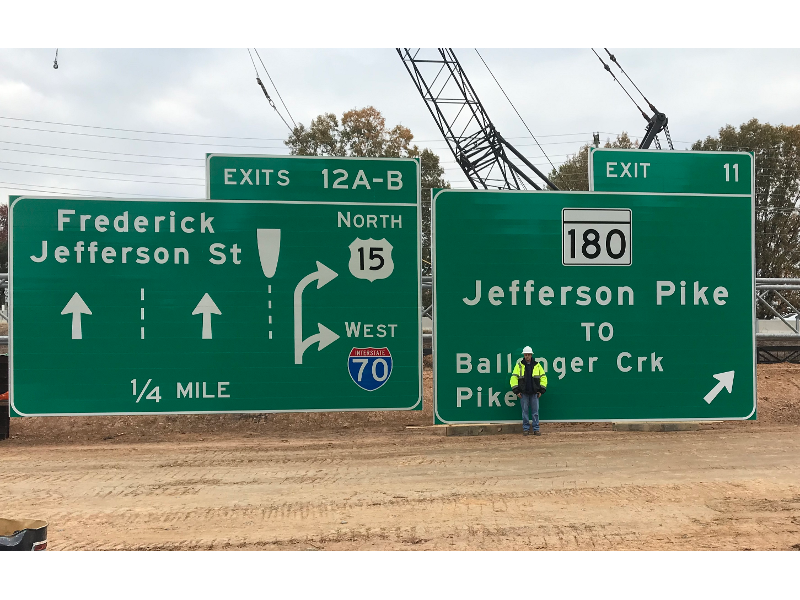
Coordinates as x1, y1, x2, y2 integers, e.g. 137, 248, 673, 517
432, 189, 756, 424
589, 148, 754, 195
10, 159, 420, 416
207, 154, 418, 204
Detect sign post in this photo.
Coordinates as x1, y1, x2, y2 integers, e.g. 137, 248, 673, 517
10, 157, 421, 416
432, 188, 755, 424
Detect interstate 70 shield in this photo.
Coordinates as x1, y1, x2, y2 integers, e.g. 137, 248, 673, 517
348, 347, 393, 392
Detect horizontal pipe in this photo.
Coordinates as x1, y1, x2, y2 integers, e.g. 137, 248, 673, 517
756, 285, 800, 290
756, 333, 800, 340
0, 336, 6, 344
756, 278, 800, 284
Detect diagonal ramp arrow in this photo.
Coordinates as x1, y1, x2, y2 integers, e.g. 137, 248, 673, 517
294, 261, 339, 364
704, 371, 735, 404
61, 292, 92, 339
192, 293, 221, 339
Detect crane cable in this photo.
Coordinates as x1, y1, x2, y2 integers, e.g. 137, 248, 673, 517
475, 49, 556, 172
591, 49, 649, 122
253, 49, 297, 129
604, 49, 658, 114
247, 49, 293, 133
599, 49, 674, 150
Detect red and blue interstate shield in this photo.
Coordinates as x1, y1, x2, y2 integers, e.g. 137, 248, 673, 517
348, 347, 393, 392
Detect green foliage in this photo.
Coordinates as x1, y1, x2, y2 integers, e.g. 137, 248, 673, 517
285, 107, 449, 286
548, 133, 636, 191
420, 148, 449, 278
693, 119, 800, 317
285, 106, 416, 159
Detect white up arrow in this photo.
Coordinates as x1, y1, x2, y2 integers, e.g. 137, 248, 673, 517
192, 293, 221, 339
704, 371, 735, 404
294, 261, 339, 364
61, 292, 92, 339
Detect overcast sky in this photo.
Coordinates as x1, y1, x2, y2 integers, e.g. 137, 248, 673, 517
2, 48, 800, 200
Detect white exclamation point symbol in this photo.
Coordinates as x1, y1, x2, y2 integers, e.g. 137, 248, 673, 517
140, 288, 145, 339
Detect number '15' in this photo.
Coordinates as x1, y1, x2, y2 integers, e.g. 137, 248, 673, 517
723, 163, 739, 182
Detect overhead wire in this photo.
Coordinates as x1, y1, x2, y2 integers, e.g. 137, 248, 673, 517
0, 166, 204, 186
0, 115, 285, 141
247, 49, 294, 133
0, 179, 186, 199
474, 49, 556, 172
0, 146, 204, 168
0, 159, 204, 180
0, 123, 288, 149
254, 49, 297, 129
0, 139, 204, 161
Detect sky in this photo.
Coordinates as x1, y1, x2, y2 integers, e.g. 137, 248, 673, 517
2, 47, 800, 201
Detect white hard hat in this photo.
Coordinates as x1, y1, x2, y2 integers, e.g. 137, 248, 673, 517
522, 346, 533, 354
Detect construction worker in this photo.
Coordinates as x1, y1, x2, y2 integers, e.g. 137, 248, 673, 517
510, 346, 548, 436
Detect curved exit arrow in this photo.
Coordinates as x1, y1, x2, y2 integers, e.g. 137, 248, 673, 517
294, 261, 339, 364
704, 371, 734, 404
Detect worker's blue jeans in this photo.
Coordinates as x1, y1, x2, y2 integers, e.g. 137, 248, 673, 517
521, 393, 540, 432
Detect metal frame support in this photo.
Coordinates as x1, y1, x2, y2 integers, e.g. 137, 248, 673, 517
398, 48, 557, 191
756, 278, 800, 339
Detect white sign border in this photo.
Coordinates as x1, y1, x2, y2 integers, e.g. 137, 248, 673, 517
9, 190, 423, 417
431, 188, 757, 425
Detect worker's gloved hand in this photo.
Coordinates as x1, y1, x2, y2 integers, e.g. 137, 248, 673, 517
512, 386, 520, 395
539, 387, 546, 395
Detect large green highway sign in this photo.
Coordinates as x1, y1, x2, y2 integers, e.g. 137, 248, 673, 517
432, 189, 755, 424
589, 148, 754, 195
10, 157, 421, 416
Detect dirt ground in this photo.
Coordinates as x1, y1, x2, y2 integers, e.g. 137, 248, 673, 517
2, 361, 800, 550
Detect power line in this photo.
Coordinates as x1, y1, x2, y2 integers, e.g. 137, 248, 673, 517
0, 159, 204, 180
0, 166, 204, 186
0, 179, 186, 199
0, 114, 625, 144
474, 49, 556, 172
0, 123, 288, 149
254, 49, 297, 129
0, 139, 204, 161
0, 147, 204, 168
0, 116, 285, 141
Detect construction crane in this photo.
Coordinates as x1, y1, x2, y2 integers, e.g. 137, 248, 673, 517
593, 48, 673, 150
397, 48, 558, 191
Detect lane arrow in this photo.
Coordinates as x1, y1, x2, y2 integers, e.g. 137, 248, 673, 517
704, 371, 735, 404
61, 292, 92, 339
294, 261, 339, 364
192, 293, 221, 339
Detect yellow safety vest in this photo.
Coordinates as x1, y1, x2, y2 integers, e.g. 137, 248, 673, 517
510, 359, 548, 392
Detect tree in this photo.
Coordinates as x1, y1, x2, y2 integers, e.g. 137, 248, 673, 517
285, 106, 416, 159
548, 133, 636, 191
693, 119, 800, 317
420, 148, 449, 280
285, 106, 450, 287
